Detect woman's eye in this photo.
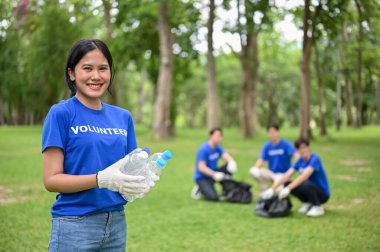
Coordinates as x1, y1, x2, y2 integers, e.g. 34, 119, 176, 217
84, 67, 92, 71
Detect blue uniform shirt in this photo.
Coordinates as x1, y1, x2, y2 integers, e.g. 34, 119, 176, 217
293, 153, 330, 197
194, 142, 224, 181
260, 139, 296, 173
42, 97, 137, 216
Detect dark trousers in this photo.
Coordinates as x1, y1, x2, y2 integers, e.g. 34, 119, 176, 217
286, 181, 329, 206
196, 164, 230, 202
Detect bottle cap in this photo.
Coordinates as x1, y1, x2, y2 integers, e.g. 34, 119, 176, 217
142, 147, 151, 155
156, 158, 166, 167
162, 150, 173, 160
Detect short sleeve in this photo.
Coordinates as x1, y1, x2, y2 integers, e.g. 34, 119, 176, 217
217, 145, 225, 156
292, 157, 301, 170
197, 146, 208, 162
308, 155, 322, 172
287, 141, 297, 157
41, 105, 69, 153
260, 143, 269, 161
126, 115, 137, 154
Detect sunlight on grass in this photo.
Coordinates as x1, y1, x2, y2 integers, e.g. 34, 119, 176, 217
0, 126, 379, 251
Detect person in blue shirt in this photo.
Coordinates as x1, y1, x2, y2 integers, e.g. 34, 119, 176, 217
261, 138, 330, 217
249, 123, 299, 191
42, 39, 156, 251
191, 128, 238, 201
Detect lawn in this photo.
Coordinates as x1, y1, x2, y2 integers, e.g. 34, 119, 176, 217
0, 125, 379, 251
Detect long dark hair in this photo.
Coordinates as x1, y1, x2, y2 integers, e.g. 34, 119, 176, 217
65, 39, 114, 97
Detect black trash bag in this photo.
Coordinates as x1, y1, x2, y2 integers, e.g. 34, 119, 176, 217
255, 196, 292, 218
220, 178, 253, 204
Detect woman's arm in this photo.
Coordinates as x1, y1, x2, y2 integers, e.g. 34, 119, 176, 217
43, 147, 97, 193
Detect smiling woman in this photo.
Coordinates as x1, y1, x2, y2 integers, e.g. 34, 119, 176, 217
41, 39, 153, 251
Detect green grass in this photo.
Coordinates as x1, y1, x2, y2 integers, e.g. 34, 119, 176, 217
0, 125, 379, 251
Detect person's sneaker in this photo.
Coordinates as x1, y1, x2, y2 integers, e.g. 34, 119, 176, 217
306, 205, 325, 217
298, 203, 312, 214
191, 185, 202, 200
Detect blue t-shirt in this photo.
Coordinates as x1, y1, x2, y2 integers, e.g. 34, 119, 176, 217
260, 139, 296, 173
42, 96, 137, 216
194, 142, 224, 181
293, 154, 330, 197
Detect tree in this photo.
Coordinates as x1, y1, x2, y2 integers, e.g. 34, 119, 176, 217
206, 0, 218, 129
225, 0, 271, 138
314, 44, 327, 136
299, 0, 321, 139
153, 0, 174, 139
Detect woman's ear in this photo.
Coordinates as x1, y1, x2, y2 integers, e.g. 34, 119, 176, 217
68, 68, 75, 81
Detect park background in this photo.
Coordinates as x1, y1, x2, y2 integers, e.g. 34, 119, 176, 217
0, 0, 379, 251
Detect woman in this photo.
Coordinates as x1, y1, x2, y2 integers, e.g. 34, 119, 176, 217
42, 39, 153, 251
261, 138, 330, 217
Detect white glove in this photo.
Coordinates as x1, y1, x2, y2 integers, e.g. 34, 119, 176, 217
147, 171, 160, 188
227, 160, 238, 173
249, 167, 261, 178
278, 187, 290, 199
213, 172, 226, 182
260, 188, 274, 199
97, 157, 150, 195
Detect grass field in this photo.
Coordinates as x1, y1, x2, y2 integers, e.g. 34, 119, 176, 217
0, 125, 379, 251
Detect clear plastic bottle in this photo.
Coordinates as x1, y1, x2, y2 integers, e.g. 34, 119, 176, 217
119, 147, 150, 174
148, 150, 173, 175
119, 147, 150, 202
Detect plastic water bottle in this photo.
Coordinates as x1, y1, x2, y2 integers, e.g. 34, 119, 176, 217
119, 147, 150, 175
119, 147, 150, 202
147, 150, 173, 176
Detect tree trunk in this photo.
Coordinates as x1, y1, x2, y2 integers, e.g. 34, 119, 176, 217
0, 88, 4, 125
152, 0, 174, 139
344, 72, 354, 125
377, 66, 380, 124
206, 0, 218, 130
341, 20, 354, 126
335, 69, 342, 131
102, 0, 117, 106
101, 0, 112, 39
300, 0, 313, 139
314, 45, 327, 136
136, 68, 147, 125
354, 0, 363, 127
237, 0, 258, 138
239, 43, 254, 138
250, 31, 259, 134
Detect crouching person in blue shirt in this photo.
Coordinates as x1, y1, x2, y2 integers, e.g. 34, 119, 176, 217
261, 138, 330, 217
249, 123, 299, 191
191, 127, 238, 201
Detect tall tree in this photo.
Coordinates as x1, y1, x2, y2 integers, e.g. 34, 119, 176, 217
153, 0, 174, 139
101, 0, 119, 106
300, 0, 321, 139
314, 44, 327, 136
354, 0, 363, 127
233, 0, 270, 138
377, 66, 380, 124
206, 0, 218, 129
341, 19, 355, 126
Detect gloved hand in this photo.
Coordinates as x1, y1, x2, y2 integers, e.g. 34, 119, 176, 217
249, 167, 261, 178
260, 188, 274, 199
147, 171, 160, 188
97, 157, 150, 195
278, 187, 290, 199
227, 160, 238, 173
213, 172, 226, 182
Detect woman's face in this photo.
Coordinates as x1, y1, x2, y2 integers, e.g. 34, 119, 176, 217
68, 49, 110, 101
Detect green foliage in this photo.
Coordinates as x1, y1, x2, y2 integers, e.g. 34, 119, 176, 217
0, 126, 380, 251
